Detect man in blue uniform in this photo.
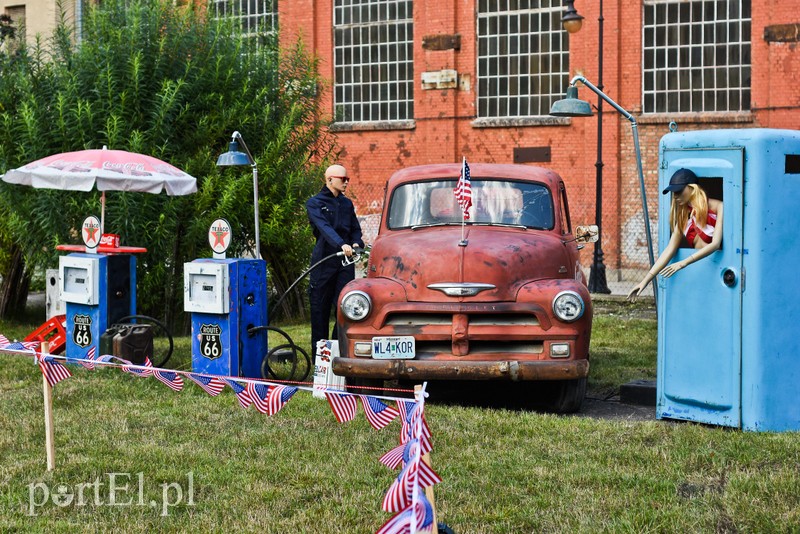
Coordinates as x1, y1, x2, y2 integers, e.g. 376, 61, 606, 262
306, 164, 364, 353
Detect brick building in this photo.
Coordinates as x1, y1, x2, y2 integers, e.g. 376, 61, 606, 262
276, 0, 799, 291
7, 0, 798, 290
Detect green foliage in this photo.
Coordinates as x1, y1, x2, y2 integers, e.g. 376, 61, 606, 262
0, 0, 335, 326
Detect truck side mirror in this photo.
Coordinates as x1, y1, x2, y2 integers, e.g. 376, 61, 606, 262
574, 225, 599, 244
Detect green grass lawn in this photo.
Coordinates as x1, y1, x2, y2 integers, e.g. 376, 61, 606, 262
1, 304, 799, 533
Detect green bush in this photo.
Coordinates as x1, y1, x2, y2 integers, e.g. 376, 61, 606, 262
0, 0, 336, 327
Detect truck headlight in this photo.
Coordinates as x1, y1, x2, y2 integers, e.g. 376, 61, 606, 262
341, 290, 372, 321
552, 290, 584, 322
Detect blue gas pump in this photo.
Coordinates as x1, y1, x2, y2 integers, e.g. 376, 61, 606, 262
61, 252, 137, 359
59, 219, 140, 359
184, 219, 267, 379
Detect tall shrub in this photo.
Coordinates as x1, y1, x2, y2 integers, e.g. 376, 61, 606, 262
0, 0, 336, 325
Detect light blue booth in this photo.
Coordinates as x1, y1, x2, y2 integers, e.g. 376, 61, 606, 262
657, 128, 800, 432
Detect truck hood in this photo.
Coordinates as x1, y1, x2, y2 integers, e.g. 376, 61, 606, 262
369, 226, 574, 302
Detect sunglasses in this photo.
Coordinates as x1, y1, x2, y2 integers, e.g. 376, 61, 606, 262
336, 176, 350, 183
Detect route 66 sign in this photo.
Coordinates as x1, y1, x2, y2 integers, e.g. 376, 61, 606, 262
199, 323, 222, 360
73, 314, 92, 348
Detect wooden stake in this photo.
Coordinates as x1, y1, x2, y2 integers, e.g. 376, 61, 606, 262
41, 341, 56, 471
414, 385, 437, 530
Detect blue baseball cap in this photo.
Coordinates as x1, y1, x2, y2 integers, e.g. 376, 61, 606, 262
662, 168, 698, 194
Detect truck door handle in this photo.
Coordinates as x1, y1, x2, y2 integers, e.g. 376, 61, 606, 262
722, 268, 736, 288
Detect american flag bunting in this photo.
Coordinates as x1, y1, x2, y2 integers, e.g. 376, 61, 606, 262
222, 378, 253, 409
376, 494, 435, 534
186, 374, 225, 396
267, 384, 298, 415
67, 346, 96, 370
398, 401, 433, 454
360, 395, 400, 430
153, 369, 184, 392
121, 357, 154, 377
325, 391, 358, 423
36, 354, 72, 388
382, 456, 442, 513
1, 340, 39, 352
247, 381, 271, 414
379, 442, 408, 470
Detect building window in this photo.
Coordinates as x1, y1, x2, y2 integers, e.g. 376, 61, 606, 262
211, 0, 278, 46
333, 0, 414, 123
4, 5, 24, 34
477, 0, 570, 119
643, 0, 751, 114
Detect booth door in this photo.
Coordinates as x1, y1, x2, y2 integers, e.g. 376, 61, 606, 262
657, 148, 744, 427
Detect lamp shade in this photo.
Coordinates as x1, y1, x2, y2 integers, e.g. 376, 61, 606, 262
549, 86, 594, 117
561, 0, 584, 34
216, 141, 251, 166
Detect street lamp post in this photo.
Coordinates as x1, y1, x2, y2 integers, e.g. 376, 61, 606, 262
550, 76, 658, 309
560, 0, 610, 294
216, 131, 261, 260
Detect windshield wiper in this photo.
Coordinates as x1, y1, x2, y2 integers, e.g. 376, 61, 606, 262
470, 222, 528, 229
410, 222, 462, 230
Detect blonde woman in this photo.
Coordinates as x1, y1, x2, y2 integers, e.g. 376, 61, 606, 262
628, 169, 724, 301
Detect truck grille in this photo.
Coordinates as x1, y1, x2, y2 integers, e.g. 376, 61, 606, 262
385, 312, 539, 327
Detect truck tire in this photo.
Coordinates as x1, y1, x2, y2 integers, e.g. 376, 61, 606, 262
550, 377, 587, 413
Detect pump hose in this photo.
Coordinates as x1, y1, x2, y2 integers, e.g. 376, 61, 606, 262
255, 247, 366, 383
247, 325, 311, 382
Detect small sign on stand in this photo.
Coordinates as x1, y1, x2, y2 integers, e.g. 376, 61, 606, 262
81, 216, 101, 253
209, 218, 232, 259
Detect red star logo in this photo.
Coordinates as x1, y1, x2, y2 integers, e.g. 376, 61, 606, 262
84, 225, 100, 244
212, 230, 229, 248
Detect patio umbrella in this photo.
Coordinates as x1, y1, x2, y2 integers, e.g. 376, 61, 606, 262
1, 146, 197, 233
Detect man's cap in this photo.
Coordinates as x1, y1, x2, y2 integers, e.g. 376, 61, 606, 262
325, 164, 348, 179
662, 168, 698, 194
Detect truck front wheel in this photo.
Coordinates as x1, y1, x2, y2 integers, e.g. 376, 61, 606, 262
549, 377, 587, 413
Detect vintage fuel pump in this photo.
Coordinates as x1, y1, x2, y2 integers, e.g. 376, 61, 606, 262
59, 217, 143, 359
184, 219, 267, 378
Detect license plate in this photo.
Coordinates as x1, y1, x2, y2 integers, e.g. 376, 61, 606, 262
372, 336, 415, 359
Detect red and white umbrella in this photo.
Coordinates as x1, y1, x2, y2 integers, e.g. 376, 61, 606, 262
1, 146, 197, 232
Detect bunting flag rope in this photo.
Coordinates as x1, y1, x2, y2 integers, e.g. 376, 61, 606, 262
0, 337, 439, 533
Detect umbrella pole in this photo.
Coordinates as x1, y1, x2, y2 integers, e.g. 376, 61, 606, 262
100, 191, 106, 235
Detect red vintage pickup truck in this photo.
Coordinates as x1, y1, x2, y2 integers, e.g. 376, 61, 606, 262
333, 163, 596, 412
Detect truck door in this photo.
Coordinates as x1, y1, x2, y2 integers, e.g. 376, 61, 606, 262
657, 148, 744, 427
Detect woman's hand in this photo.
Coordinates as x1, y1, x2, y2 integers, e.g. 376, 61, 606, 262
627, 283, 646, 302
660, 260, 687, 278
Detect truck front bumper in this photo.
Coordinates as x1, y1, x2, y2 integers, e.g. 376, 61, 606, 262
331, 357, 589, 381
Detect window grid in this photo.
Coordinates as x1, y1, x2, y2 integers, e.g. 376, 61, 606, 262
211, 0, 278, 45
642, 0, 751, 114
334, 0, 414, 123
476, 0, 570, 119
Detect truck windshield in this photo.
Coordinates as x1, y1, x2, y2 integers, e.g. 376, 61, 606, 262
387, 179, 554, 230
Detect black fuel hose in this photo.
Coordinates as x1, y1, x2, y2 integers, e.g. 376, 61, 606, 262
269, 246, 365, 320
250, 246, 366, 382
